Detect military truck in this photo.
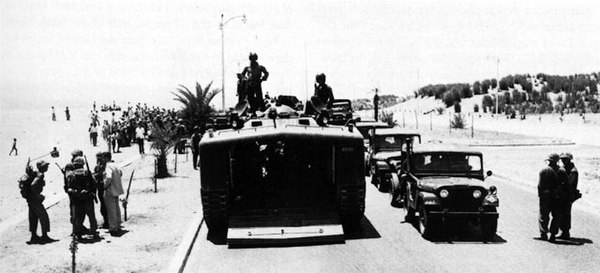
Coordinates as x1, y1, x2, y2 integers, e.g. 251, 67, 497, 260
366, 128, 421, 192
199, 116, 366, 246
395, 150, 498, 241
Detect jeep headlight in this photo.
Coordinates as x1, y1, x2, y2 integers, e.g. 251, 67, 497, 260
473, 190, 482, 199
439, 189, 449, 198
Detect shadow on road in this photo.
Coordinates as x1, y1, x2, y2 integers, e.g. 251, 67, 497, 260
402, 219, 507, 244
533, 236, 593, 246
343, 216, 382, 240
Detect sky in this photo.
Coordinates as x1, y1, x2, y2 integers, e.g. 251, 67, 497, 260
1, 0, 599, 110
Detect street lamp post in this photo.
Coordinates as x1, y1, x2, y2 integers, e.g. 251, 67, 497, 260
219, 14, 246, 111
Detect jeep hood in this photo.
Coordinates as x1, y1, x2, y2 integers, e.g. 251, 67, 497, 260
372, 151, 403, 161
418, 176, 485, 191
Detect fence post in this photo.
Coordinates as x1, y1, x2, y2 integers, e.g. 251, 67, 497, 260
430, 112, 432, 131
449, 112, 451, 133
154, 159, 157, 193
174, 152, 178, 174
415, 110, 418, 129
471, 114, 474, 138
402, 112, 406, 128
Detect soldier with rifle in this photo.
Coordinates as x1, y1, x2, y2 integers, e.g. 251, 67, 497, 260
94, 152, 110, 229
66, 156, 100, 240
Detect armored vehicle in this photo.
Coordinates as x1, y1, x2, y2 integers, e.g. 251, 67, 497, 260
199, 116, 366, 246
366, 128, 420, 192
395, 150, 498, 240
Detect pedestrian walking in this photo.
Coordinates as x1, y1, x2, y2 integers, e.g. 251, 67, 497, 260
538, 153, 567, 242
51, 106, 56, 121
135, 123, 145, 154
89, 123, 99, 146
9, 138, 18, 156
559, 152, 580, 239
191, 127, 203, 170
65, 107, 71, 121
24, 160, 56, 244
66, 156, 100, 240
102, 152, 124, 236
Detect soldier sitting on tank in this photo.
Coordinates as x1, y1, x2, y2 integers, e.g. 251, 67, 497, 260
240, 52, 269, 114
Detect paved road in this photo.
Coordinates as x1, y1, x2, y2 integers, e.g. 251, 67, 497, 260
184, 149, 600, 273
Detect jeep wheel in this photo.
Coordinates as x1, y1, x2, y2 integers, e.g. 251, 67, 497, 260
481, 217, 498, 242
376, 174, 389, 193
418, 205, 435, 239
390, 188, 402, 208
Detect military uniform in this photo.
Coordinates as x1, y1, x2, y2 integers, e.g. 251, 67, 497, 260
26, 161, 55, 244
66, 157, 99, 239
241, 53, 269, 113
94, 152, 109, 228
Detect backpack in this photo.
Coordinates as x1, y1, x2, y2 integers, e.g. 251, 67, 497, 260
18, 170, 37, 199
69, 169, 95, 200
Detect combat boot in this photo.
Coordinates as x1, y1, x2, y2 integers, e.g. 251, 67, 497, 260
540, 232, 548, 241
558, 231, 570, 240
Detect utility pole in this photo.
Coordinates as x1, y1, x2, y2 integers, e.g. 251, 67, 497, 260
220, 14, 246, 111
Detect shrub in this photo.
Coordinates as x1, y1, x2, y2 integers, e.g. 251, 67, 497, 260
450, 113, 466, 129
379, 110, 397, 127
436, 107, 445, 115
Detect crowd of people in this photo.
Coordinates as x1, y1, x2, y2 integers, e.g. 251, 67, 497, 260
538, 152, 580, 242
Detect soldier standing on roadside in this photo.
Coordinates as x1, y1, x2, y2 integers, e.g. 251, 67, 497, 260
26, 161, 57, 244
191, 126, 203, 170
538, 153, 567, 242
66, 156, 100, 240
94, 152, 109, 229
559, 152, 579, 239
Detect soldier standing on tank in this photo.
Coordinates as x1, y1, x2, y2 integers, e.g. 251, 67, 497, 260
559, 152, 579, 239
241, 52, 269, 113
538, 153, 567, 242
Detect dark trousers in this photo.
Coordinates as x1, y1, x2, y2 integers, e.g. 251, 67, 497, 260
539, 197, 562, 235
561, 202, 572, 232
137, 138, 145, 154
91, 132, 98, 146
97, 187, 109, 226
192, 149, 199, 170
27, 198, 50, 233
72, 200, 97, 235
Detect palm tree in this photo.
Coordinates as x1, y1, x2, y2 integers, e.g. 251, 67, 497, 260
149, 121, 178, 178
172, 81, 222, 129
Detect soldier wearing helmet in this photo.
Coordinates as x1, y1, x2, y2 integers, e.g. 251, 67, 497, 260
537, 153, 568, 242
559, 152, 579, 239
66, 156, 100, 240
241, 52, 269, 113
24, 160, 56, 244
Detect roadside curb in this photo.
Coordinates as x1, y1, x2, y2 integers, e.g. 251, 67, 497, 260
0, 155, 140, 236
469, 142, 576, 147
165, 212, 204, 273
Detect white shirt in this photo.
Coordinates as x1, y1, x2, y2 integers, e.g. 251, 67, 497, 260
135, 127, 145, 139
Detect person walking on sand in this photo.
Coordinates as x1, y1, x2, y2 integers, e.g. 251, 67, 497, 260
102, 152, 124, 236
9, 138, 18, 156
65, 107, 71, 121
559, 152, 579, 239
25, 160, 57, 244
538, 153, 567, 242
51, 106, 56, 121
89, 123, 98, 146
135, 123, 145, 155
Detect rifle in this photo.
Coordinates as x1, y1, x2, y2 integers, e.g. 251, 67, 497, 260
83, 155, 99, 203
55, 162, 65, 175
123, 170, 135, 221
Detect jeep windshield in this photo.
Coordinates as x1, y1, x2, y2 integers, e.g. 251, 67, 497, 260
411, 152, 482, 173
373, 135, 405, 151
331, 101, 351, 112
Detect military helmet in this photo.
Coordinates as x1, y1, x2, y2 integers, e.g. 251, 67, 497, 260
73, 156, 85, 166
559, 152, 573, 160
71, 149, 83, 157
546, 153, 560, 162
65, 163, 75, 171
249, 52, 258, 61
36, 160, 50, 169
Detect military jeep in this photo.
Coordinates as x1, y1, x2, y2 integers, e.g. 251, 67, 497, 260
366, 128, 420, 192
394, 150, 498, 240
199, 116, 366, 245
328, 99, 354, 125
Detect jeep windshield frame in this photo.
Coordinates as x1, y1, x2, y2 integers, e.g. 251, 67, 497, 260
409, 151, 484, 179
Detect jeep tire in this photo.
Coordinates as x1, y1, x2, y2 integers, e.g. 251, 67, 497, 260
418, 205, 437, 239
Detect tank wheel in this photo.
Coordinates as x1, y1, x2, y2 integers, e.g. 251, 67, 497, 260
481, 217, 498, 242
418, 205, 436, 239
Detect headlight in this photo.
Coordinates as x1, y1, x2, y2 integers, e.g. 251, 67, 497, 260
489, 186, 497, 194
440, 189, 449, 198
473, 190, 482, 198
